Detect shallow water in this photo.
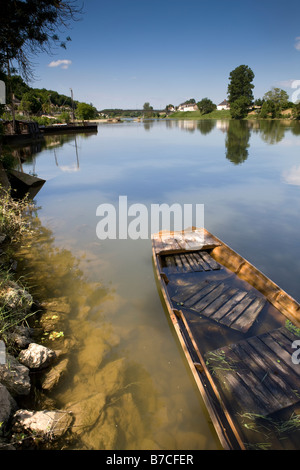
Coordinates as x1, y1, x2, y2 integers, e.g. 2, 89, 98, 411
15, 118, 300, 450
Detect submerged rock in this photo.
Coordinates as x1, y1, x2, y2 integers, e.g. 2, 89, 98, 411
18, 343, 56, 370
0, 384, 17, 434
12, 409, 73, 441
40, 358, 69, 391
0, 354, 31, 397
93, 357, 126, 398
65, 392, 106, 437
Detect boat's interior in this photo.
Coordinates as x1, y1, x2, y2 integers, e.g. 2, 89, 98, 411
152, 229, 300, 450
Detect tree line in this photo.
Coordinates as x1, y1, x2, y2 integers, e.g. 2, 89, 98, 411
1, 73, 99, 124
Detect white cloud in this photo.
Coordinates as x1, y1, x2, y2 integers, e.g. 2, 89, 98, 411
48, 60, 72, 70
276, 79, 295, 88
295, 37, 300, 51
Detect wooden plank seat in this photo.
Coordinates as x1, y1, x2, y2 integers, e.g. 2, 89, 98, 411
204, 327, 300, 417
164, 251, 221, 274
171, 279, 266, 333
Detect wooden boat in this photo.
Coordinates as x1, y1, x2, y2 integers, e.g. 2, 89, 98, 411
8, 169, 46, 200
152, 228, 300, 450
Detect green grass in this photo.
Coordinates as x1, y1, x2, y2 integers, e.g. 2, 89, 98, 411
0, 185, 36, 338
168, 109, 232, 120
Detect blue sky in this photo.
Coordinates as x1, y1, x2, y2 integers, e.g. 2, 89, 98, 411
30, 0, 300, 110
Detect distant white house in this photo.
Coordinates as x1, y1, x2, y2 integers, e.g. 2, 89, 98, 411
177, 103, 198, 112
166, 105, 175, 113
217, 100, 230, 111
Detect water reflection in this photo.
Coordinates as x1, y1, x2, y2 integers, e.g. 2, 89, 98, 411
54, 135, 80, 173
258, 120, 287, 145
283, 165, 300, 185
225, 120, 251, 165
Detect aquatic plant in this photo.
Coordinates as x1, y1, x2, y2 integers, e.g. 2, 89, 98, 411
285, 319, 300, 337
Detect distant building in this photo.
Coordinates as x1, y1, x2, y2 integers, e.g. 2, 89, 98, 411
217, 100, 230, 111
177, 103, 198, 112
166, 105, 175, 113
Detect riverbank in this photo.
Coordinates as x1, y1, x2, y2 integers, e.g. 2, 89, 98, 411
167, 108, 296, 121
167, 109, 231, 120
0, 178, 75, 449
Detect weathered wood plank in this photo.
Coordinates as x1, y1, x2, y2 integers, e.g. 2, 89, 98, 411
192, 283, 227, 313
223, 347, 285, 412
161, 236, 181, 251
192, 252, 211, 271
179, 254, 194, 273
200, 251, 221, 271
185, 253, 203, 271
205, 350, 270, 416
239, 337, 300, 404
210, 290, 248, 322
152, 236, 165, 254
184, 282, 220, 308
234, 341, 287, 402
261, 329, 300, 378
174, 234, 192, 251
165, 256, 178, 274
171, 280, 210, 304
231, 341, 296, 408
220, 292, 255, 328
174, 254, 185, 272
202, 287, 238, 318
231, 297, 266, 333
206, 328, 300, 416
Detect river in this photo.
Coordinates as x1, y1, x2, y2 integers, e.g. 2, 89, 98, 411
14, 118, 300, 449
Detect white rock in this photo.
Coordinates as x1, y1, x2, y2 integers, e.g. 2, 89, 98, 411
12, 409, 73, 440
19, 343, 56, 370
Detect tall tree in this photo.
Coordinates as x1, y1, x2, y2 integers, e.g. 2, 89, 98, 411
227, 65, 255, 118
0, 1, 83, 80
0, 1, 82, 131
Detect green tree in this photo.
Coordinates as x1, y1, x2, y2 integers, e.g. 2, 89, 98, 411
20, 91, 41, 115
197, 98, 216, 115
60, 112, 71, 124
254, 98, 264, 107
143, 102, 153, 111
143, 102, 153, 117
227, 65, 255, 118
260, 100, 276, 119
229, 96, 250, 119
0, 1, 82, 79
76, 102, 98, 121
292, 103, 300, 120
263, 88, 289, 108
